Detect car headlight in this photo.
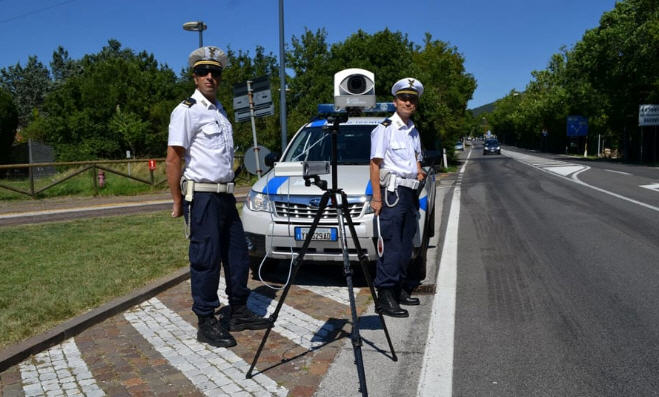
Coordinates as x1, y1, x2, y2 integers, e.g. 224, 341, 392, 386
246, 190, 273, 212
496, 146, 501, 150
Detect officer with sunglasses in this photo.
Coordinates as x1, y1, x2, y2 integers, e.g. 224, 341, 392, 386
166, 46, 271, 348
369, 78, 426, 317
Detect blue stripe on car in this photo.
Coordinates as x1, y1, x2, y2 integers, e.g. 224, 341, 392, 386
263, 176, 289, 194
419, 195, 427, 211
365, 180, 372, 195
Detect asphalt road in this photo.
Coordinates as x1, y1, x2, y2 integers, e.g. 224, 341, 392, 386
451, 145, 659, 396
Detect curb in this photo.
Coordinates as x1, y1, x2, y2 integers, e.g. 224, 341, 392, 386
0, 267, 191, 373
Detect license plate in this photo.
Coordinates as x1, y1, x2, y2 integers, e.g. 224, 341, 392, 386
294, 227, 337, 241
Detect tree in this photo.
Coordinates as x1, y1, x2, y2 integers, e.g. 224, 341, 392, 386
33, 40, 183, 160
0, 56, 51, 128
0, 87, 18, 164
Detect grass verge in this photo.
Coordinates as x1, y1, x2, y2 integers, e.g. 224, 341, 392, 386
0, 211, 190, 349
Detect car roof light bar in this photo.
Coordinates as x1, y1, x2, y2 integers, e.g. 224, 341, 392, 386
317, 102, 395, 114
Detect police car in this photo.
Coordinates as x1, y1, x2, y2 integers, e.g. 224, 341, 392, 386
241, 107, 437, 278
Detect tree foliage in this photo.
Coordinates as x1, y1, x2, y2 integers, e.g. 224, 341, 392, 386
1, 31, 476, 162
488, 0, 658, 161
0, 87, 18, 163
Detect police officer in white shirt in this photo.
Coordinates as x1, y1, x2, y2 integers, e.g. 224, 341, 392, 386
166, 46, 270, 348
369, 78, 426, 317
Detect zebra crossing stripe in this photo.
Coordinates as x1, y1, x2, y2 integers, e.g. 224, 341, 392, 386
218, 278, 338, 350
124, 298, 288, 397
19, 338, 105, 397
296, 284, 361, 306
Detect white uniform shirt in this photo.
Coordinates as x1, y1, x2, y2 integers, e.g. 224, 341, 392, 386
168, 89, 235, 183
370, 112, 422, 179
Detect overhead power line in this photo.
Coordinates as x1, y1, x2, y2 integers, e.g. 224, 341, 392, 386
0, 0, 78, 24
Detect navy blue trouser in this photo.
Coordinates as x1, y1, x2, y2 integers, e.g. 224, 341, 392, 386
184, 192, 250, 317
374, 186, 419, 289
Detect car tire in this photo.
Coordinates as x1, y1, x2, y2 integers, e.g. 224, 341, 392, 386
410, 207, 433, 281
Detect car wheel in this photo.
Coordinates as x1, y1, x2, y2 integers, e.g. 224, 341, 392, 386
410, 210, 432, 281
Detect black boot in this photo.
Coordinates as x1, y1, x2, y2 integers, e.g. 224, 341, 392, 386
197, 315, 236, 348
399, 288, 420, 306
229, 305, 272, 331
377, 288, 409, 318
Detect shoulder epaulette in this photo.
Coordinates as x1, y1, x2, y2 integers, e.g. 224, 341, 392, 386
381, 119, 392, 126
182, 97, 196, 107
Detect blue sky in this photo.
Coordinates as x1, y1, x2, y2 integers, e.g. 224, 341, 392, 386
0, 0, 618, 108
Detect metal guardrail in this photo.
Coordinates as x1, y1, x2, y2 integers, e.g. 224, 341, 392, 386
0, 159, 167, 198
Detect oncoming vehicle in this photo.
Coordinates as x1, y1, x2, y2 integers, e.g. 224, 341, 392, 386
241, 113, 437, 279
455, 140, 464, 151
483, 138, 501, 155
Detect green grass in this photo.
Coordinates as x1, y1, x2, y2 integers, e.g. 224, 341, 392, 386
0, 211, 191, 349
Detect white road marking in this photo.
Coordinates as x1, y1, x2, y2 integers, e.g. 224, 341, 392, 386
544, 165, 587, 176
605, 169, 631, 175
19, 338, 105, 397
124, 298, 287, 396
640, 183, 659, 192
417, 149, 470, 397
296, 284, 361, 306
218, 278, 338, 350
504, 150, 659, 213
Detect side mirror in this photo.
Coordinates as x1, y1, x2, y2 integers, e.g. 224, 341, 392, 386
264, 152, 280, 167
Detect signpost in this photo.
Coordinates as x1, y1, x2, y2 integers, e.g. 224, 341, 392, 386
233, 76, 275, 177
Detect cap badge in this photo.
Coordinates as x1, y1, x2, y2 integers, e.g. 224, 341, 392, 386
408, 79, 415, 88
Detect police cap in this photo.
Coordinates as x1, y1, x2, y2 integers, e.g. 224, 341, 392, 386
391, 77, 424, 98
188, 46, 229, 70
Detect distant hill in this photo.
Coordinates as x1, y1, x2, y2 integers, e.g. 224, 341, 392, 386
469, 102, 495, 117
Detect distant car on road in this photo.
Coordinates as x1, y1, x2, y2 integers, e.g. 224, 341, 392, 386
455, 141, 464, 151
483, 139, 501, 155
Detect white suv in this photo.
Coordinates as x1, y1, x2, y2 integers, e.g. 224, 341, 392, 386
241, 115, 437, 278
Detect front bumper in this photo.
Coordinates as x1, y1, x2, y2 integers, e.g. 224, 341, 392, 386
242, 207, 377, 262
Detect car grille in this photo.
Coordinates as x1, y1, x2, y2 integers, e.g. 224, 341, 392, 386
274, 201, 364, 219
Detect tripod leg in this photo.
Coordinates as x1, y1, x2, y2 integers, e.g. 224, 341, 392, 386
340, 192, 398, 362
336, 193, 368, 396
247, 192, 332, 379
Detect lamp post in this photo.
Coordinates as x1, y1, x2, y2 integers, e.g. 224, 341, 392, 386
183, 21, 207, 48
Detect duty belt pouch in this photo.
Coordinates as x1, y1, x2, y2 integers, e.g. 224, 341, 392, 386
379, 169, 396, 192
180, 177, 194, 202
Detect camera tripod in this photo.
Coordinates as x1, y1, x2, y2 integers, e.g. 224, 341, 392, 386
246, 114, 398, 396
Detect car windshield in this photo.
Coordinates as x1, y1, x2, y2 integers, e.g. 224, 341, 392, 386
486, 139, 499, 146
283, 124, 374, 165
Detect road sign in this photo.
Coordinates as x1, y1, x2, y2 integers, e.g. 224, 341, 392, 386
639, 104, 659, 126
566, 116, 588, 137
148, 159, 156, 170
233, 76, 274, 123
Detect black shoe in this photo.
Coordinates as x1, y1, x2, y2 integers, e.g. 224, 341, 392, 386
399, 289, 420, 306
229, 305, 272, 331
197, 315, 236, 348
376, 288, 409, 318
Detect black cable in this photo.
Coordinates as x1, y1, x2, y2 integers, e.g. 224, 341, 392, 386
0, 0, 77, 24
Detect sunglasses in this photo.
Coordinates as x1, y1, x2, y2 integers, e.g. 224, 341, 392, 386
396, 94, 418, 103
194, 67, 222, 78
